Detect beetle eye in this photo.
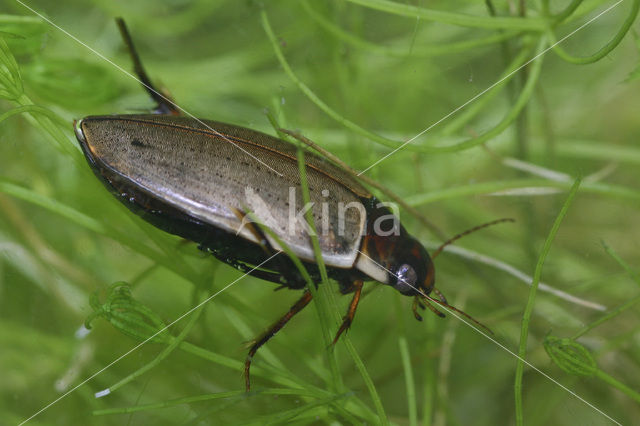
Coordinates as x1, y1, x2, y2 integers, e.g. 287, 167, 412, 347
394, 264, 417, 294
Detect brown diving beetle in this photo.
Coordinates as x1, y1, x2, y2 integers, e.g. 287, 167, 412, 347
75, 19, 497, 391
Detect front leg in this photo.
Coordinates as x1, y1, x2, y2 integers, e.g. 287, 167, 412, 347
332, 280, 364, 345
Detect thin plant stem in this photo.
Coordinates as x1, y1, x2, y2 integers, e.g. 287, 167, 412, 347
439, 47, 532, 136
572, 243, 640, 339
405, 178, 640, 206
93, 388, 323, 415
106, 287, 208, 393
602, 241, 640, 286
0, 180, 202, 282
421, 313, 437, 426
593, 369, 640, 403
553, 0, 584, 24
394, 296, 418, 426
514, 177, 581, 425
546, 0, 639, 64
433, 292, 466, 426
431, 37, 544, 153
342, 338, 389, 424
296, 148, 387, 422
263, 7, 544, 154
343, 0, 547, 30
302, 0, 523, 58
572, 294, 640, 340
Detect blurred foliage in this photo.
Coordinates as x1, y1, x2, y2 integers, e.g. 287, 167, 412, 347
1, 0, 640, 424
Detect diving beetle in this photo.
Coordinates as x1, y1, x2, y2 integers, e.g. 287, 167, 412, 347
74, 19, 494, 390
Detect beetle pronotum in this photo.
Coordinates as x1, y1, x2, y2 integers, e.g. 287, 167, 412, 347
74, 19, 505, 390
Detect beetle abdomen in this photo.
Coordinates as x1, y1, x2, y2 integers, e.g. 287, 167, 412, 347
76, 115, 370, 267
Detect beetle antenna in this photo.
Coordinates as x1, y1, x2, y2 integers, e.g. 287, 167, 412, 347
421, 293, 494, 335
115, 17, 180, 115
432, 218, 514, 258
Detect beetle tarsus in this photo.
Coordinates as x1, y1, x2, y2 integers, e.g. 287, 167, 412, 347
412, 296, 425, 321
244, 290, 313, 391
331, 280, 363, 346
423, 297, 446, 318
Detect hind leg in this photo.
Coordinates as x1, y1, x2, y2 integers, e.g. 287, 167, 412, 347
244, 290, 313, 391
116, 18, 180, 115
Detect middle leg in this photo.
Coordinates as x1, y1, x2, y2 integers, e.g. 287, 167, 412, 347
245, 290, 313, 391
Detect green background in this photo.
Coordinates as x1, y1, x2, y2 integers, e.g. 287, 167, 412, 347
1, 0, 639, 424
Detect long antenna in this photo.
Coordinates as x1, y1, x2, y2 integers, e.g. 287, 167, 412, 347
432, 218, 514, 259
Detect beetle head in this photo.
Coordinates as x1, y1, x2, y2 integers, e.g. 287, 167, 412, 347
356, 231, 435, 298
388, 235, 435, 297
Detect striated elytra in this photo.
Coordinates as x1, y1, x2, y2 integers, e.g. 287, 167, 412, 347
74, 19, 465, 391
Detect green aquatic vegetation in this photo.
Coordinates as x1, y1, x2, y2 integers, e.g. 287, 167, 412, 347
514, 177, 581, 425
2, 1, 639, 425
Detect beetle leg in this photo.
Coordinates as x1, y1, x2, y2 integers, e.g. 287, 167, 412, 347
331, 280, 364, 345
116, 18, 180, 115
245, 290, 313, 391
422, 297, 446, 318
433, 287, 448, 305
412, 296, 426, 321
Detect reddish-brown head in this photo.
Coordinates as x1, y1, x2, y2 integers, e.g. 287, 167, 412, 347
357, 230, 435, 298
387, 235, 435, 297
